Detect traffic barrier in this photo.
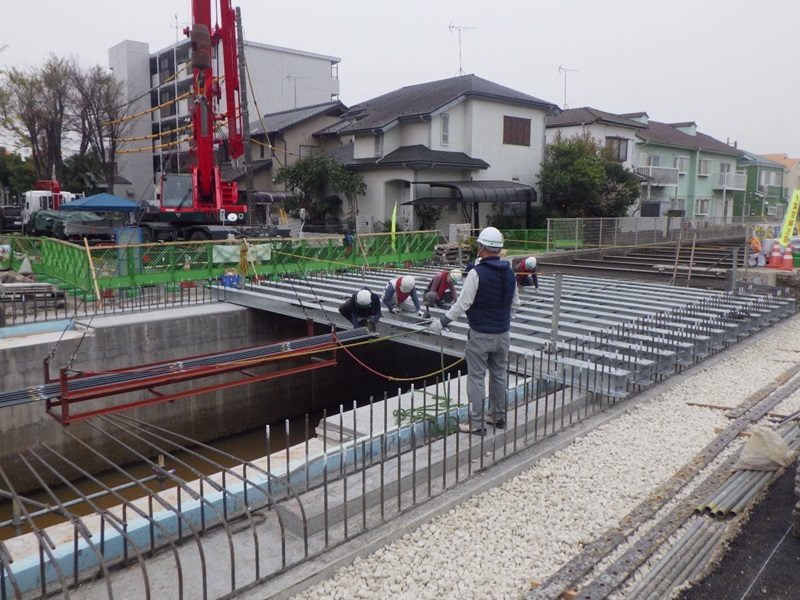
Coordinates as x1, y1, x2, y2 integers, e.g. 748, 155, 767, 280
780, 246, 794, 271
768, 241, 782, 268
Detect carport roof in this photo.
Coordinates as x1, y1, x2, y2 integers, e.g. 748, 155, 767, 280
404, 180, 536, 205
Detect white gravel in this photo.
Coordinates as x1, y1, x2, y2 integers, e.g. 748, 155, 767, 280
292, 316, 800, 600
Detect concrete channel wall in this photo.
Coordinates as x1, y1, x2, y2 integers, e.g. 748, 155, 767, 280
0, 303, 434, 492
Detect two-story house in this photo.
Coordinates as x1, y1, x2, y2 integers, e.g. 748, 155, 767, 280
626, 114, 744, 219
761, 154, 800, 199
545, 107, 643, 171
327, 75, 559, 232
219, 101, 347, 222
734, 151, 787, 218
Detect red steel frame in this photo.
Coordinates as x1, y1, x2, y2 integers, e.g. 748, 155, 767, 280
46, 325, 338, 424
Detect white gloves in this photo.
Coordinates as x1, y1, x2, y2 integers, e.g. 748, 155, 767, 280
428, 319, 444, 334
416, 310, 426, 317
533, 288, 540, 294
390, 306, 402, 314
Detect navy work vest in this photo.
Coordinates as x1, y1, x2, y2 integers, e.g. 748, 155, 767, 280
466, 256, 515, 334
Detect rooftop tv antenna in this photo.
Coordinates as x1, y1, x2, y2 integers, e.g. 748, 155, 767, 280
558, 64, 577, 109
449, 22, 477, 76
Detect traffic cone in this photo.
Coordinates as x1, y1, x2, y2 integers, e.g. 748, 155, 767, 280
767, 241, 781, 268
780, 246, 794, 271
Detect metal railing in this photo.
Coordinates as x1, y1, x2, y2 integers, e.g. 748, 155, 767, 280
636, 166, 679, 186
1, 287, 794, 599
545, 216, 760, 253
715, 172, 747, 190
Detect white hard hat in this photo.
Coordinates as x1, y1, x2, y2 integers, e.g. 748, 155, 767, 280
400, 276, 416, 293
476, 226, 504, 249
525, 256, 537, 271
356, 289, 372, 307
449, 270, 462, 283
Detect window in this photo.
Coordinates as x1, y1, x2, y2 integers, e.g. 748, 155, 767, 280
606, 137, 628, 162
674, 156, 689, 174
720, 162, 732, 173
331, 93, 339, 101
646, 154, 660, 167
374, 133, 383, 157
673, 198, 686, 212
767, 204, 778, 216
695, 198, 710, 215
698, 159, 711, 176
503, 116, 531, 146
331, 62, 339, 79
441, 113, 450, 146
760, 171, 780, 187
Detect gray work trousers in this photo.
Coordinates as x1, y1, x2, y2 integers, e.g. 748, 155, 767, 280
465, 329, 510, 424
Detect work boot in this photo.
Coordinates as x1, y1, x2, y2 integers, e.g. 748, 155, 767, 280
458, 422, 486, 435
487, 416, 506, 429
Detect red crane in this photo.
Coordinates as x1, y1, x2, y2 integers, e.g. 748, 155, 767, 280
148, 0, 249, 241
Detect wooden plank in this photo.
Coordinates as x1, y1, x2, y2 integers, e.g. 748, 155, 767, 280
686, 401, 733, 411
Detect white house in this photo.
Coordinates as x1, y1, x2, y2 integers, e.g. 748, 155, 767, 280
326, 75, 559, 232
545, 107, 642, 170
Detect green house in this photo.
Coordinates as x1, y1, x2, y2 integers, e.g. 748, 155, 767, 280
734, 151, 787, 218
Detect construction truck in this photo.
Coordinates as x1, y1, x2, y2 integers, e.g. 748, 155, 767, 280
20, 180, 93, 238
138, 0, 267, 243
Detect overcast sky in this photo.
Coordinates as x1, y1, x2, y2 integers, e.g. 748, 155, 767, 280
3, 0, 799, 158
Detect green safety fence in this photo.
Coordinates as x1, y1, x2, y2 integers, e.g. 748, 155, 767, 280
0, 231, 439, 294
500, 229, 548, 252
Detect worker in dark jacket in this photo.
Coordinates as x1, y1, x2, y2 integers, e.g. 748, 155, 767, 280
338, 288, 381, 331
428, 227, 520, 434
423, 269, 461, 310
514, 256, 539, 292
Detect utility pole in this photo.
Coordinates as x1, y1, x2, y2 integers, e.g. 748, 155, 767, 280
449, 22, 477, 77
558, 65, 577, 109
236, 7, 256, 223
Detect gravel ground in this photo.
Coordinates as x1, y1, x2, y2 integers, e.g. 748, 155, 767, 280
292, 316, 800, 600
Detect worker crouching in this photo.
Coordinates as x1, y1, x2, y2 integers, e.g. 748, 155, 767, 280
514, 256, 539, 292
383, 275, 425, 317
339, 288, 381, 332
423, 269, 462, 312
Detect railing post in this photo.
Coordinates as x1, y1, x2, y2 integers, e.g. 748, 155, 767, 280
550, 272, 562, 350
574, 219, 579, 252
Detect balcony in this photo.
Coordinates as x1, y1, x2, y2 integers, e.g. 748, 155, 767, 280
636, 166, 679, 187
715, 172, 746, 191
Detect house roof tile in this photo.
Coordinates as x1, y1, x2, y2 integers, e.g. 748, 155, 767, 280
328, 142, 489, 170
636, 120, 742, 157
546, 107, 643, 129
338, 74, 558, 134
249, 101, 347, 135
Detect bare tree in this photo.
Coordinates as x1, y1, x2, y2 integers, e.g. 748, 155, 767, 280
71, 65, 132, 194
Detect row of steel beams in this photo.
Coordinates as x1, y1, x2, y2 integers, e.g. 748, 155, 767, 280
216, 267, 794, 393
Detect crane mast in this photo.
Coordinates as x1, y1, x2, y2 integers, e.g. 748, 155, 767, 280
155, 0, 246, 235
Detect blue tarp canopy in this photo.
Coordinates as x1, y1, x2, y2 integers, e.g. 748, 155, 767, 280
59, 193, 142, 212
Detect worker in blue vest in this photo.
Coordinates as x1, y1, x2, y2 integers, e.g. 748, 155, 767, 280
427, 227, 520, 434
383, 275, 425, 317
